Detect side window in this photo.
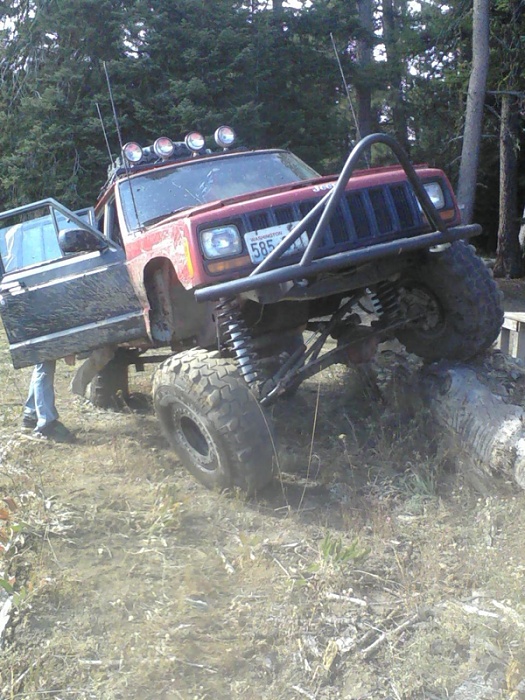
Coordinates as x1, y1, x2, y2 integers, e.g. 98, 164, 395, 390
105, 199, 123, 247
73, 206, 96, 227
0, 203, 102, 276
96, 210, 105, 234
0, 213, 63, 273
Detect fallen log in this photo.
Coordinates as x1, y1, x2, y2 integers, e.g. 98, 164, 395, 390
381, 348, 525, 492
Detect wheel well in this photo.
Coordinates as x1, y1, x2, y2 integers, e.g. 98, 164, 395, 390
143, 257, 215, 347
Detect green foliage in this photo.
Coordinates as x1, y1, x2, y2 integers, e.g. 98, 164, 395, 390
0, 0, 522, 236
0, 0, 355, 206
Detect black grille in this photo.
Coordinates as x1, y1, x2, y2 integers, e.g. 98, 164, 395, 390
347, 192, 371, 239
247, 211, 270, 230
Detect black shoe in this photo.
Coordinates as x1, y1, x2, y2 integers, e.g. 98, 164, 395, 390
21, 415, 37, 431
33, 420, 75, 443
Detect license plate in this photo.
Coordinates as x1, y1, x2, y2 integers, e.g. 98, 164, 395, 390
245, 222, 308, 264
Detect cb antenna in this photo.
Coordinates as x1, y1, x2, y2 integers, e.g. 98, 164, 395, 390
96, 102, 114, 168
104, 61, 125, 155
330, 32, 369, 166
103, 61, 142, 229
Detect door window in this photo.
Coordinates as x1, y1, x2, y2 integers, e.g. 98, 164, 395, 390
0, 211, 62, 273
0, 203, 99, 275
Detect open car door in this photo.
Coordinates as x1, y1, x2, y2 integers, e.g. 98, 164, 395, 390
0, 198, 146, 369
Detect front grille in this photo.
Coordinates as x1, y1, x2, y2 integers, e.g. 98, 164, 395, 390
240, 181, 426, 260
368, 188, 393, 234
198, 180, 430, 275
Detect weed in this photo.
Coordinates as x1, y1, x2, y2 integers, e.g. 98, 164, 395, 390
144, 490, 184, 538
319, 531, 370, 568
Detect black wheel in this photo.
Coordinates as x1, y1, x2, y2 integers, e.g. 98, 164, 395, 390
394, 241, 503, 361
152, 348, 275, 494
88, 349, 130, 408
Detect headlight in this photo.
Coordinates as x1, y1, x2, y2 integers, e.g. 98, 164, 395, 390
423, 181, 445, 209
201, 225, 242, 259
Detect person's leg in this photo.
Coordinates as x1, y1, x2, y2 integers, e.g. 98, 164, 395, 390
22, 366, 39, 427
32, 361, 59, 430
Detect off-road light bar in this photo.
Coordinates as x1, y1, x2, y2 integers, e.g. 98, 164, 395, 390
214, 126, 236, 149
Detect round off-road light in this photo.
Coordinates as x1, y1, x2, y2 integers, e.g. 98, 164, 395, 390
185, 131, 206, 152
214, 126, 236, 148
153, 137, 175, 159
122, 142, 143, 164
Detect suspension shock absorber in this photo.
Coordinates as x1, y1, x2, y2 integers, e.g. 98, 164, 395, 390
370, 281, 402, 322
216, 297, 261, 387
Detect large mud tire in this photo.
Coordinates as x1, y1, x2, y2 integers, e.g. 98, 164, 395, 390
88, 349, 130, 408
153, 348, 275, 494
395, 241, 503, 361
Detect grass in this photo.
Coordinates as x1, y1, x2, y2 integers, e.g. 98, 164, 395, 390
0, 330, 524, 698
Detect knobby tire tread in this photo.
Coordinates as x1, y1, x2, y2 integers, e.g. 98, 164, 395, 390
153, 348, 274, 493
396, 241, 504, 361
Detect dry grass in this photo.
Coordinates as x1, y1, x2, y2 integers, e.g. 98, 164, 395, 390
0, 323, 525, 699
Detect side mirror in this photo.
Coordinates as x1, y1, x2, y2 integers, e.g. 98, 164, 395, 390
58, 228, 108, 254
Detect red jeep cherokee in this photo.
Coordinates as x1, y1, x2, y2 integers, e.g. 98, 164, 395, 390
0, 127, 503, 493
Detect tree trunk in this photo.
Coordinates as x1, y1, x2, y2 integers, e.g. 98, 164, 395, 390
456, 0, 490, 225
493, 93, 523, 278
382, 0, 410, 152
417, 361, 525, 493
273, 0, 284, 17
356, 0, 374, 138
519, 205, 525, 257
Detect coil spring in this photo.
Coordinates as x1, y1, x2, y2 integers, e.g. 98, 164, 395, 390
216, 297, 260, 387
370, 281, 402, 321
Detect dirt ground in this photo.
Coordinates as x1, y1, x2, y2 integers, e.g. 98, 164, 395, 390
1, 279, 525, 700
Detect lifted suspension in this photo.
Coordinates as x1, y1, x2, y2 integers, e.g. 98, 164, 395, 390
216, 297, 261, 387
216, 290, 414, 408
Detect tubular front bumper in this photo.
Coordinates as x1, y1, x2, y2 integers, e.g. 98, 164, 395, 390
194, 223, 480, 303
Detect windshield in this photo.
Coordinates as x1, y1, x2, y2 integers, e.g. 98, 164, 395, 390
118, 150, 320, 231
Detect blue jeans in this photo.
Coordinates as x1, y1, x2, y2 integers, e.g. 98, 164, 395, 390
23, 361, 58, 429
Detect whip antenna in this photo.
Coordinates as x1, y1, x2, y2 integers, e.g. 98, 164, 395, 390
103, 61, 142, 229
330, 33, 362, 144
103, 61, 125, 153
96, 102, 114, 167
